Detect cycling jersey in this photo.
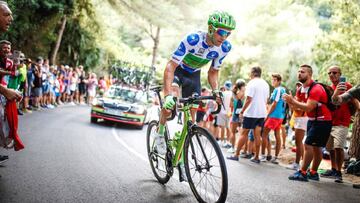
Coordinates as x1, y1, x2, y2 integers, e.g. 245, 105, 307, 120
171, 31, 231, 73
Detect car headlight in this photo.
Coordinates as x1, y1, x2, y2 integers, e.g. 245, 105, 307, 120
92, 98, 104, 106
129, 105, 145, 114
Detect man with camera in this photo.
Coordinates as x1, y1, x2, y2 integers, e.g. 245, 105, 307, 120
321, 66, 358, 183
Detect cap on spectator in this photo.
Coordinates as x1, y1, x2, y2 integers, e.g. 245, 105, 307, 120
36, 56, 43, 63
224, 80, 232, 90
65, 65, 69, 69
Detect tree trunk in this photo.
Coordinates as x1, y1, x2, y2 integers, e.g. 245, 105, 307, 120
151, 26, 160, 68
349, 110, 360, 160
50, 16, 67, 65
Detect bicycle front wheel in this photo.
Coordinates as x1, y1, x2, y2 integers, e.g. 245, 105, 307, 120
146, 120, 171, 184
184, 126, 228, 203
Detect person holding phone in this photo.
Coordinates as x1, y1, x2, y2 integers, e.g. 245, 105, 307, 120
321, 66, 355, 183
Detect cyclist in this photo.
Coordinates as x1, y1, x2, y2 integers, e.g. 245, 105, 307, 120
153, 11, 236, 179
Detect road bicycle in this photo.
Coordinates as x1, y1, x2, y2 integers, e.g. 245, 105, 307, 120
146, 86, 228, 203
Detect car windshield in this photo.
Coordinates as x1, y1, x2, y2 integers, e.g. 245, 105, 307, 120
105, 87, 147, 104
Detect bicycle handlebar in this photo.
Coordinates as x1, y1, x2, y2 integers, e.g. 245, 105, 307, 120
178, 95, 222, 115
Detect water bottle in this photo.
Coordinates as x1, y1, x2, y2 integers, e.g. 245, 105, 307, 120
171, 131, 181, 148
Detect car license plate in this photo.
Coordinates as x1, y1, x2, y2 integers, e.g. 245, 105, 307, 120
105, 108, 122, 116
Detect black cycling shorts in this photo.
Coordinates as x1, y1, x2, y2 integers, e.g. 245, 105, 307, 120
172, 67, 201, 98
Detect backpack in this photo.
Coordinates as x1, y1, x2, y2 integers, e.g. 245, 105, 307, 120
307, 82, 338, 114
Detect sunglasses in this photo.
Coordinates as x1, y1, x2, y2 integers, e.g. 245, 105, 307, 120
328, 71, 338, 75
214, 27, 231, 37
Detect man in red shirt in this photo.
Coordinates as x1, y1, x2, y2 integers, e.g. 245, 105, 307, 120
0, 40, 15, 85
321, 66, 358, 183
0, 1, 22, 164
283, 64, 332, 182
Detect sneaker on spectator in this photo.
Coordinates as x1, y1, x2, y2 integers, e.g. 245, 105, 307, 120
270, 157, 279, 164
266, 155, 272, 161
286, 163, 300, 171
152, 132, 166, 155
320, 168, 337, 179
259, 155, 267, 162
227, 155, 239, 161
307, 171, 320, 181
240, 153, 248, 158
23, 108, 32, 114
223, 142, 232, 149
0, 155, 9, 164
17, 109, 24, 116
27, 106, 33, 111
334, 171, 343, 183
289, 170, 308, 182
250, 157, 260, 164
47, 104, 54, 109
227, 147, 235, 153
240, 151, 246, 156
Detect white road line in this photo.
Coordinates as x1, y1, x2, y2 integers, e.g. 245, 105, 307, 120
111, 128, 148, 162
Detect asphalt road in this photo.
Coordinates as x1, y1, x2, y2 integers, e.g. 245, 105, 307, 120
0, 105, 359, 203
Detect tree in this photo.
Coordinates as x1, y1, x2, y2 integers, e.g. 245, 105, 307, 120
105, 0, 201, 67
312, 0, 360, 84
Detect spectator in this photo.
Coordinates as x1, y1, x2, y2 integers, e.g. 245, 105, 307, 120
284, 64, 332, 182
87, 73, 98, 105
286, 81, 307, 171
24, 58, 34, 112
32, 58, 43, 110
216, 81, 233, 148
227, 67, 269, 163
228, 79, 246, 153
0, 1, 22, 164
261, 73, 286, 164
0, 40, 15, 85
78, 66, 86, 104
196, 87, 209, 128
322, 66, 360, 183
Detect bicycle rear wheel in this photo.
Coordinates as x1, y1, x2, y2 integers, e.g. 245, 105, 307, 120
146, 120, 171, 184
184, 126, 228, 203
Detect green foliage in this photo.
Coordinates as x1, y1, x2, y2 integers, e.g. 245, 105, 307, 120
312, 0, 360, 85
4, 0, 100, 69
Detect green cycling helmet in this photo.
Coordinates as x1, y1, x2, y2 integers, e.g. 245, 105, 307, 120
208, 11, 236, 30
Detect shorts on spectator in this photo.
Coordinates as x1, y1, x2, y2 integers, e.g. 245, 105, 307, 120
248, 130, 255, 141
25, 85, 32, 97
33, 87, 42, 97
42, 83, 50, 94
305, 120, 332, 147
231, 114, 242, 125
216, 113, 230, 128
243, 117, 264, 130
206, 114, 214, 122
294, 117, 308, 131
326, 125, 348, 150
88, 90, 96, 97
264, 117, 283, 131
196, 111, 206, 123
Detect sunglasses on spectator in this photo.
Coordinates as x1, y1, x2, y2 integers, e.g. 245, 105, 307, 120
214, 27, 231, 37
328, 71, 339, 75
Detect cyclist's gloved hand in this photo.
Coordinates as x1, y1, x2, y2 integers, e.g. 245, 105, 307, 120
212, 89, 223, 104
164, 95, 176, 110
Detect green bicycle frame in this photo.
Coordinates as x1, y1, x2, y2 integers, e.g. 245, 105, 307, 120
171, 103, 193, 167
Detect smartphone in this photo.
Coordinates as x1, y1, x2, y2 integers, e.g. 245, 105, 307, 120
339, 76, 346, 83
339, 76, 347, 91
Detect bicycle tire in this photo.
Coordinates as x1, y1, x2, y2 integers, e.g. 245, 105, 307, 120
146, 120, 171, 184
184, 126, 228, 203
